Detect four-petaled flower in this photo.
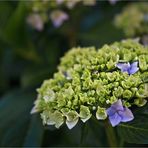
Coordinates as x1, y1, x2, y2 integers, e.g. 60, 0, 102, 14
107, 99, 134, 127
116, 61, 139, 75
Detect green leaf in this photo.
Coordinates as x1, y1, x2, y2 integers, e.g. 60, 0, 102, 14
117, 114, 148, 144
3, 1, 28, 46
21, 66, 53, 88
0, 89, 44, 146
23, 114, 44, 147
0, 2, 14, 41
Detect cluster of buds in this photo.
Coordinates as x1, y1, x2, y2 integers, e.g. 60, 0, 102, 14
31, 39, 148, 129
115, 2, 148, 38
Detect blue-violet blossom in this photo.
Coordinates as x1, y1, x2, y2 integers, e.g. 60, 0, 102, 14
116, 61, 139, 75
107, 99, 134, 127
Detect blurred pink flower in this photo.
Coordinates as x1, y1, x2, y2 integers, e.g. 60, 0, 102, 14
56, 0, 64, 5
50, 10, 69, 28
27, 14, 44, 31
109, 0, 118, 5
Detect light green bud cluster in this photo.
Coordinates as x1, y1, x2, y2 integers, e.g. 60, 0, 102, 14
32, 39, 148, 129
115, 2, 148, 37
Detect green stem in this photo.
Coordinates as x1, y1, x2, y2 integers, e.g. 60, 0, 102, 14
104, 120, 118, 147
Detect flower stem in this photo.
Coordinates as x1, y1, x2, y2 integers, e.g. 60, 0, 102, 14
104, 120, 118, 147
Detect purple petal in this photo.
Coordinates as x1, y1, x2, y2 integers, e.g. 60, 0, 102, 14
129, 62, 139, 75
118, 107, 134, 122
107, 99, 124, 116
107, 107, 116, 116
116, 63, 130, 73
109, 112, 121, 127
111, 99, 124, 111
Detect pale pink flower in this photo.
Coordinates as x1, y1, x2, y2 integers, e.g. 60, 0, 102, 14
109, 0, 118, 5
27, 14, 44, 31
50, 10, 69, 27
56, 0, 64, 5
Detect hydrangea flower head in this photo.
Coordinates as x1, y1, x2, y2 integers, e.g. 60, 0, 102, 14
115, 2, 148, 37
31, 39, 148, 129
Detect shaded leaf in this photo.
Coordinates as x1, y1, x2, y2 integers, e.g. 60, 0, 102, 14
23, 114, 44, 147
117, 114, 148, 144
0, 89, 35, 146
3, 1, 27, 46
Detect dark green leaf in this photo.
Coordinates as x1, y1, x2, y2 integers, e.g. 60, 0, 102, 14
3, 1, 27, 46
0, 89, 36, 146
23, 114, 44, 147
117, 114, 148, 144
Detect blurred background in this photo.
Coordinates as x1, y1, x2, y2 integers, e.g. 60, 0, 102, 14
0, 0, 147, 147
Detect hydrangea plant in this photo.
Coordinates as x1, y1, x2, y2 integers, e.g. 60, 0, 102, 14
26, 0, 118, 30
26, 0, 96, 30
31, 39, 148, 132
115, 2, 148, 37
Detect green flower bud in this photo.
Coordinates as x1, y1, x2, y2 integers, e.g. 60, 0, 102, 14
43, 89, 55, 102
79, 105, 92, 122
41, 110, 64, 128
134, 98, 147, 107
65, 111, 79, 129
136, 84, 147, 98
110, 96, 118, 104
113, 86, 123, 98
141, 72, 148, 83
106, 60, 116, 70
57, 98, 66, 108
123, 90, 133, 99
139, 55, 147, 71
123, 101, 131, 107
96, 106, 107, 120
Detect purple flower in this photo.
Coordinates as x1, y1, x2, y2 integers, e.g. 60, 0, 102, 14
116, 62, 139, 75
107, 99, 134, 127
